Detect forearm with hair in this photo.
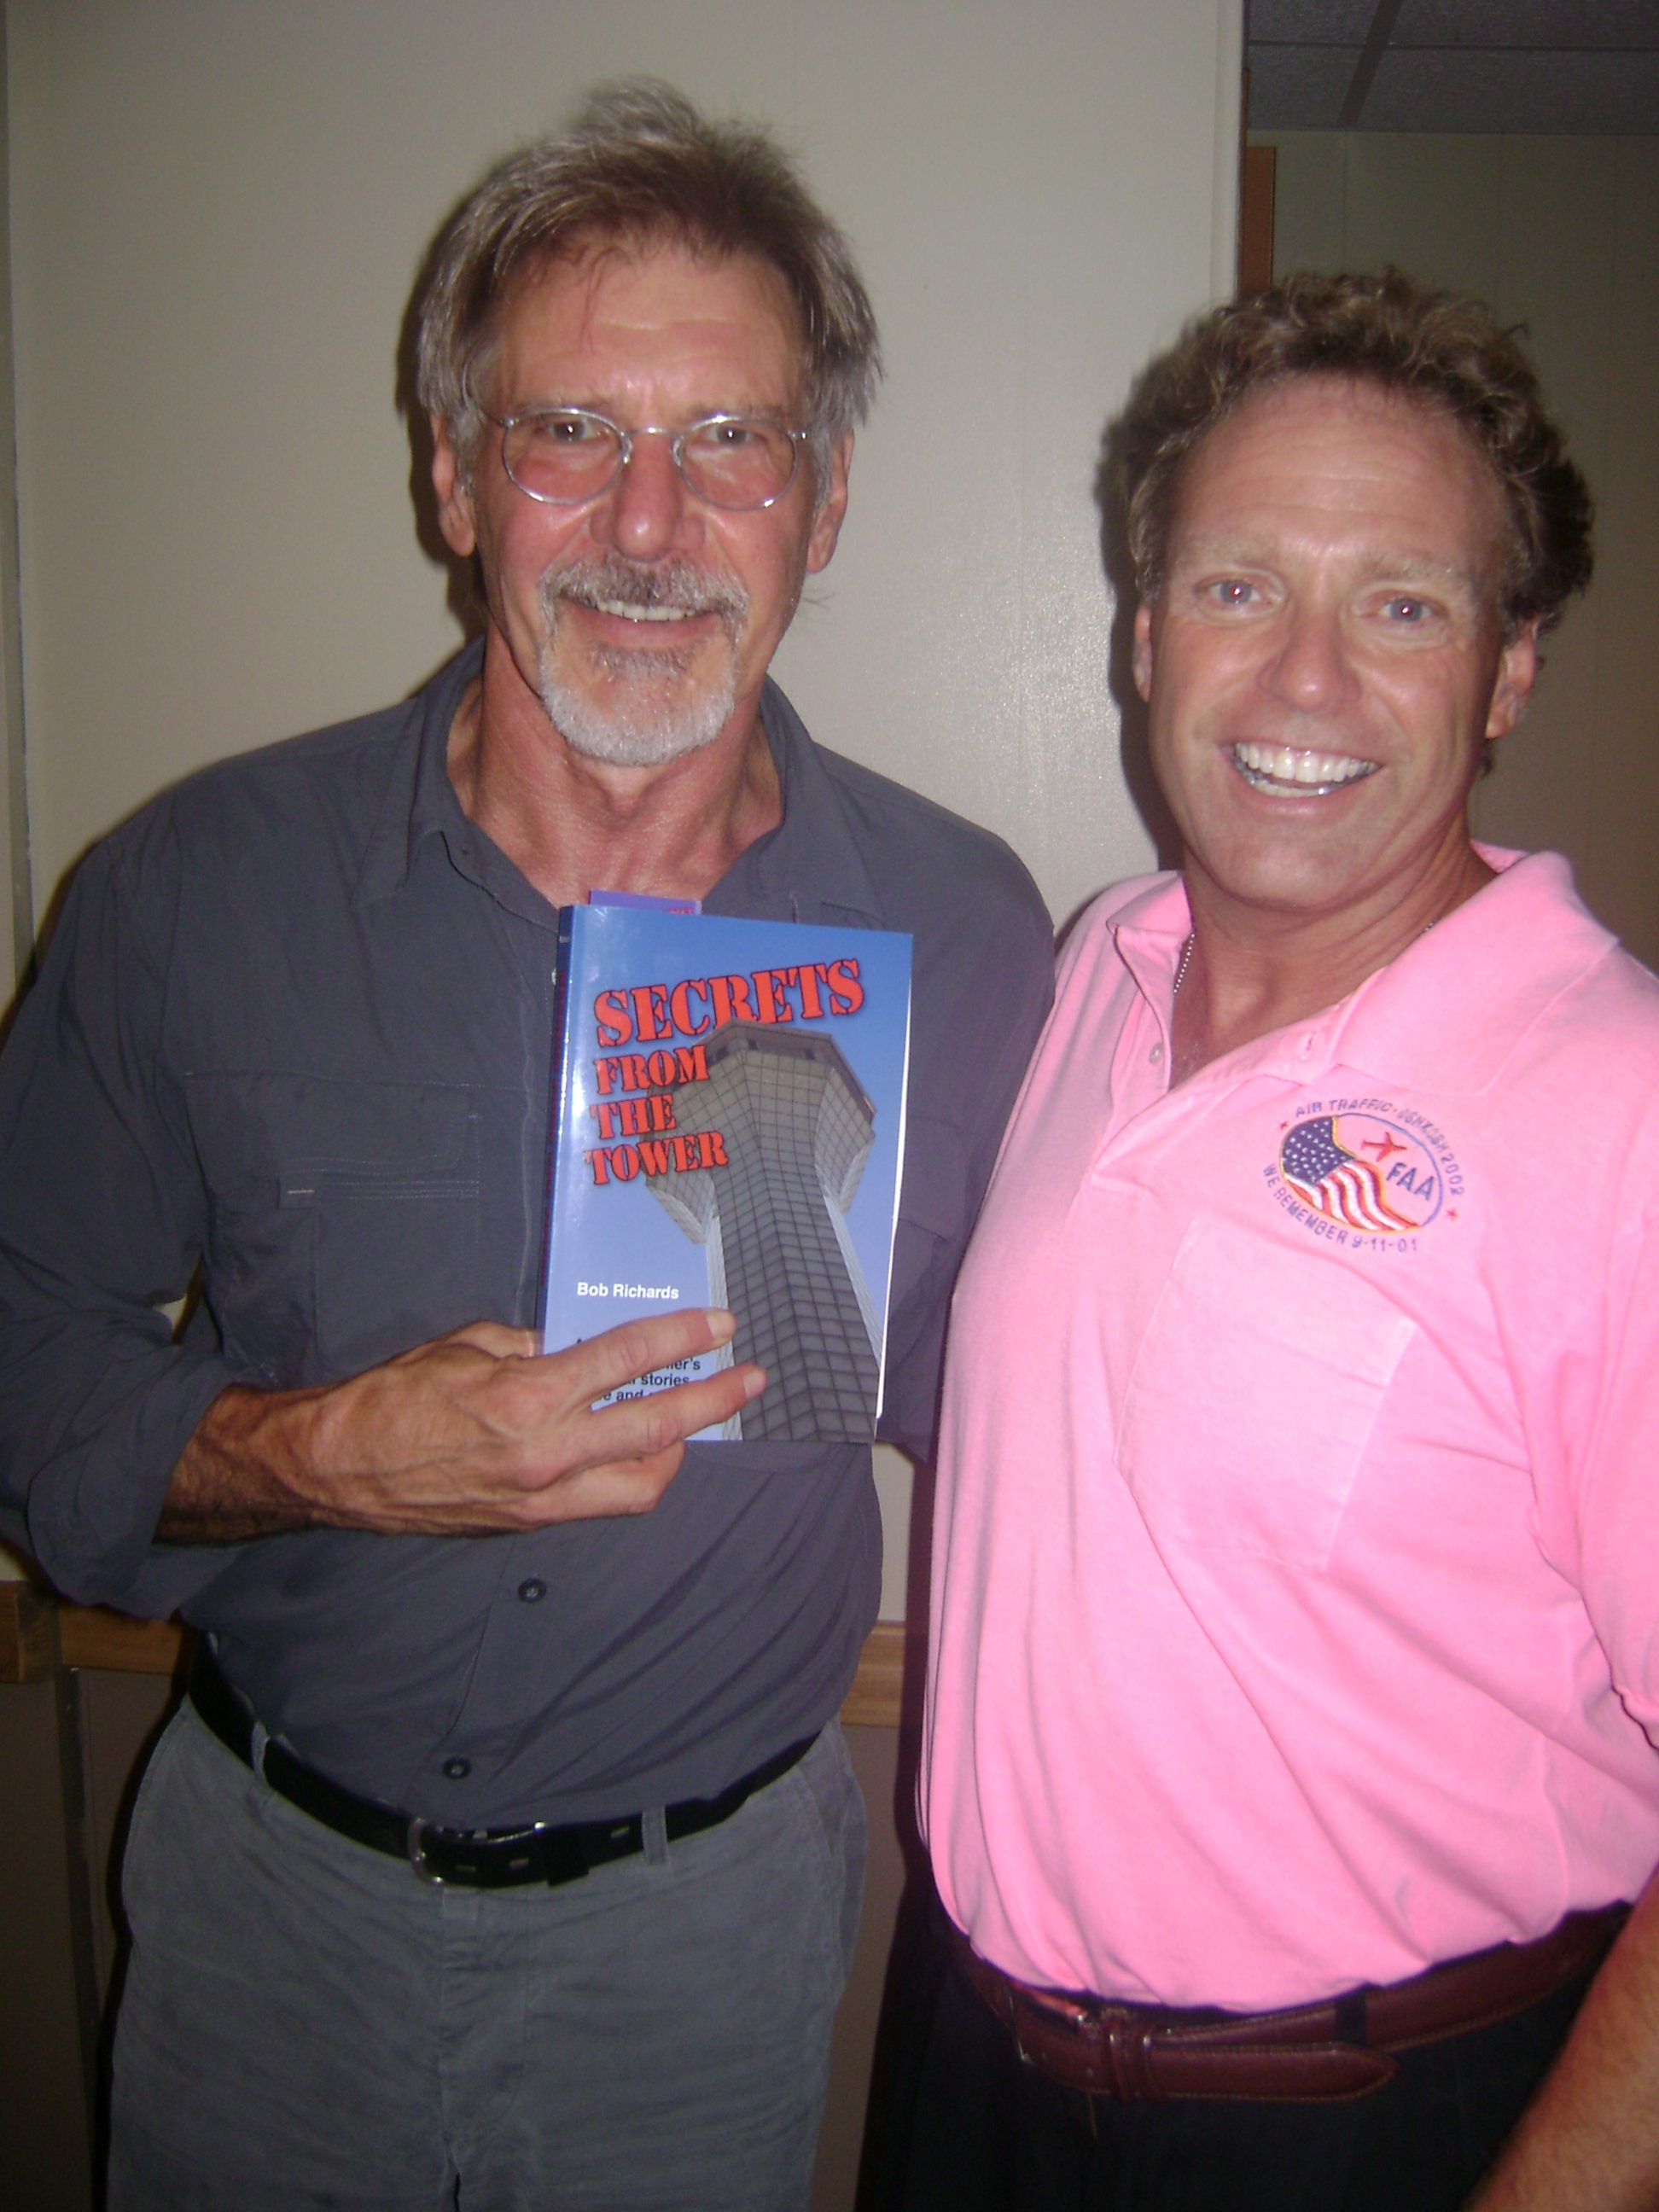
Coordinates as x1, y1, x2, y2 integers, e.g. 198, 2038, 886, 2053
158, 1382, 337, 1543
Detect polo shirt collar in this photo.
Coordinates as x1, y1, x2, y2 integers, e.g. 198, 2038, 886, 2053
1109, 848, 1618, 1098
1327, 848, 1617, 1094
1106, 873, 1196, 1007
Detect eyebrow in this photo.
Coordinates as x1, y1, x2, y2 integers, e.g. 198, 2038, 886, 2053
506, 394, 796, 428
1170, 533, 1485, 596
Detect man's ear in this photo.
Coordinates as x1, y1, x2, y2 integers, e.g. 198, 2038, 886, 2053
1132, 602, 1156, 702
431, 416, 478, 560
1485, 620, 1540, 743
805, 434, 854, 575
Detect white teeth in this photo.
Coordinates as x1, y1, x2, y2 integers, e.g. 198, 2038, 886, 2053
1231, 741, 1377, 795
587, 597, 694, 623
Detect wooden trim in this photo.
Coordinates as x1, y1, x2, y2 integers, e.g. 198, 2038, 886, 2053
43, 1601, 915, 1726
0, 1582, 56, 1681
35, 1610, 924, 1725
840, 1620, 915, 1729
1238, 143, 1277, 296
55, 1606, 187, 1676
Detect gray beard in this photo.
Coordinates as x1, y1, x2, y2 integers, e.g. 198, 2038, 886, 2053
537, 556, 748, 769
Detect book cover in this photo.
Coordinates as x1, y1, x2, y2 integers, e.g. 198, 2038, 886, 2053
538, 905, 913, 1443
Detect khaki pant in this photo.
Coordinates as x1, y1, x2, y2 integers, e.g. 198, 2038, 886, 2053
110, 1700, 864, 2210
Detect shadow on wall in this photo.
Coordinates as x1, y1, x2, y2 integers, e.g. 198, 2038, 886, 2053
393, 184, 491, 657
1086, 395, 1183, 940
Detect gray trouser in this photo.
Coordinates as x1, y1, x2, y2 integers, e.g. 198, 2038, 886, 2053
109, 1700, 865, 2211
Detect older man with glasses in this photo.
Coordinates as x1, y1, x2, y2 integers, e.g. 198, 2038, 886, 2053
0, 83, 1051, 2210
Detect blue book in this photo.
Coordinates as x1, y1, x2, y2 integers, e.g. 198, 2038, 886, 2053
539, 904, 914, 1443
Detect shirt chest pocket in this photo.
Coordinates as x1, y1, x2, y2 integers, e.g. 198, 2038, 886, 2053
1115, 1219, 1417, 1570
187, 1072, 483, 1385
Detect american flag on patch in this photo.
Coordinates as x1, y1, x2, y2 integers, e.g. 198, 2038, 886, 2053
1279, 1117, 1418, 1235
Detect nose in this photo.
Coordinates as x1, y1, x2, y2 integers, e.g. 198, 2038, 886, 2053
1260, 598, 1359, 714
597, 428, 695, 563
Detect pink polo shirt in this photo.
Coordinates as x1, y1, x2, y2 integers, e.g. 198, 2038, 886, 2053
923, 850, 1659, 2011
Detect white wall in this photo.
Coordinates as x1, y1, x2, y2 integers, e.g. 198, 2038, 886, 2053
8, 0, 1243, 1614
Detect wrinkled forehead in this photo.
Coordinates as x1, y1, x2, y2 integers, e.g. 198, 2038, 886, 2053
486, 233, 811, 404
1171, 373, 1513, 587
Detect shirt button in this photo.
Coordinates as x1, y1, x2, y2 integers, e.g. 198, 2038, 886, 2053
1149, 1041, 1165, 1065
517, 1578, 547, 1603
442, 1757, 471, 1780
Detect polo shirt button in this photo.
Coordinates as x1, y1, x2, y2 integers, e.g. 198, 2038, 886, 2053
1149, 1041, 1165, 1065
517, 1578, 547, 1603
442, 1757, 471, 1780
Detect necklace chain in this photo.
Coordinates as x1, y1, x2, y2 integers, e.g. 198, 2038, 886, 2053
1172, 932, 1195, 998
1171, 909, 1442, 1008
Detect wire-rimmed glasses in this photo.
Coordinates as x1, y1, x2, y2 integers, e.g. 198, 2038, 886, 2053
491, 407, 808, 511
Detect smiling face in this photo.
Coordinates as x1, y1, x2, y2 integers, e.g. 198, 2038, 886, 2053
1133, 375, 1538, 944
432, 240, 848, 770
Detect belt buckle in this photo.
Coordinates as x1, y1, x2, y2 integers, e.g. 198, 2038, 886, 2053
407, 1816, 446, 1885
408, 1817, 557, 1886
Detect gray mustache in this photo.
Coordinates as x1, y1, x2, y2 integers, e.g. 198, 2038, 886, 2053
541, 556, 748, 624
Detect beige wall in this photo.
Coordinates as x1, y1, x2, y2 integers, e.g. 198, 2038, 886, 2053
0, 15, 23, 996
7, 0, 1243, 1611
11, 0, 1239, 930
1266, 131, 1659, 969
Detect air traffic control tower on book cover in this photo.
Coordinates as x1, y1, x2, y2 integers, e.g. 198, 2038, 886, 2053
643, 1021, 882, 1443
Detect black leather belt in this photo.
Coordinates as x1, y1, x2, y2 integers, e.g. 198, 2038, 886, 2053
953, 1903, 1628, 2102
189, 1642, 816, 1889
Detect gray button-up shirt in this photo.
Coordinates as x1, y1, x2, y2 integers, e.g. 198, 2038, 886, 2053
0, 641, 1051, 1824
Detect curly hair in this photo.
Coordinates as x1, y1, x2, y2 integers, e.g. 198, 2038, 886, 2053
1115, 268, 1592, 636
415, 79, 881, 498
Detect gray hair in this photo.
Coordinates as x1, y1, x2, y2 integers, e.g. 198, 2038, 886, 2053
415, 80, 882, 499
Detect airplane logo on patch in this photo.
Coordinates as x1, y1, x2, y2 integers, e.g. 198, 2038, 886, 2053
1278, 1114, 1445, 1237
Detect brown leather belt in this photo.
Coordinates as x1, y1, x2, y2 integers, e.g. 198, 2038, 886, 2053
953, 1905, 1627, 2102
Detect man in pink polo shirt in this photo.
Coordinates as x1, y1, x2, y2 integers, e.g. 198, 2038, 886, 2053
881, 273, 1659, 2209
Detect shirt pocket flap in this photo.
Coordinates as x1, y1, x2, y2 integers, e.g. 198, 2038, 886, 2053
185, 1074, 482, 1383
1115, 1219, 1416, 1570
186, 1072, 476, 1202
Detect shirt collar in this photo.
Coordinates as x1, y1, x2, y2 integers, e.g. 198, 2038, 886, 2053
351, 645, 883, 930
1108, 848, 1618, 1097
702, 678, 885, 926
352, 636, 486, 911
1103, 872, 1194, 1009
1324, 847, 1617, 1093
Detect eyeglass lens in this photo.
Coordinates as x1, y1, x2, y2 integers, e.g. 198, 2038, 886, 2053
502, 411, 799, 509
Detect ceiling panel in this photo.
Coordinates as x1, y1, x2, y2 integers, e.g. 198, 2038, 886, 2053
1248, 0, 1659, 128
1395, 1, 1659, 48
1365, 46, 1659, 131
1248, 44, 1364, 127
1249, 0, 1377, 37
